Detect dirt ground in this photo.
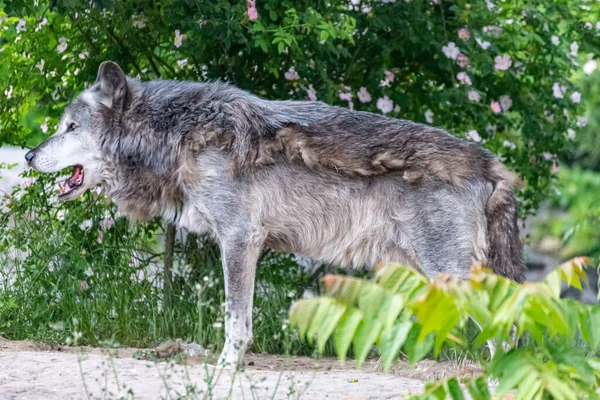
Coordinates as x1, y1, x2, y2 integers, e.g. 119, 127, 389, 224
0, 337, 484, 400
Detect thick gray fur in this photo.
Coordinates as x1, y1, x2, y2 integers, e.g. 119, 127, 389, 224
26, 62, 525, 368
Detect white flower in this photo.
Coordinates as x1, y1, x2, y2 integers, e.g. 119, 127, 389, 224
577, 116, 587, 127
132, 14, 147, 29
36, 59, 45, 72
475, 37, 491, 50
486, 123, 497, 133
466, 130, 482, 142
16, 18, 26, 33
552, 82, 566, 99
442, 42, 460, 60
57, 37, 68, 53
35, 17, 47, 32
583, 60, 597, 74
468, 90, 481, 102
376, 96, 394, 115
424, 109, 434, 124
177, 59, 188, 68
503, 140, 516, 149
4, 85, 13, 99
79, 219, 93, 231
78, 52, 88, 59
499, 95, 512, 112
571, 91, 581, 104
567, 129, 576, 139
569, 41, 579, 57
551, 36, 559, 46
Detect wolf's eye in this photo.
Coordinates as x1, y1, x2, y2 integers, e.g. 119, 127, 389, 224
67, 123, 77, 132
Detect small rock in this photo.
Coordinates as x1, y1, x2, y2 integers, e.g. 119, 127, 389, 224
154, 339, 182, 358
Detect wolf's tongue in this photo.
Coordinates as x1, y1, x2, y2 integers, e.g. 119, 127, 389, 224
59, 165, 84, 196
70, 165, 84, 186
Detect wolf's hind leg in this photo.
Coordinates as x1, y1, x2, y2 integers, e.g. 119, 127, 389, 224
216, 227, 266, 369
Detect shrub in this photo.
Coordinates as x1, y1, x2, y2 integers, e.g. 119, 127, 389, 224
290, 258, 600, 399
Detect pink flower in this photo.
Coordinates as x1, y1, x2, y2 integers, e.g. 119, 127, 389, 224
442, 42, 460, 60
40, 117, 49, 133
458, 28, 470, 40
248, 6, 258, 20
284, 67, 299, 81
468, 90, 481, 102
551, 161, 559, 174
306, 84, 317, 101
499, 95, 512, 112
376, 96, 394, 114
456, 54, 469, 68
552, 82, 566, 99
357, 87, 372, 103
490, 101, 501, 114
494, 54, 512, 70
457, 72, 472, 85
384, 70, 395, 83
80, 280, 89, 291
571, 91, 581, 104
339, 90, 353, 102
97, 230, 103, 244
174, 30, 184, 48
100, 217, 115, 231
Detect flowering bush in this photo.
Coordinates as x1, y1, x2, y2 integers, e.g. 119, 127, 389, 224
1, 0, 598, 213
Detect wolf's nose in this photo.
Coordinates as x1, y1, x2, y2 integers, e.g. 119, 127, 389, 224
25, 151, 36, 164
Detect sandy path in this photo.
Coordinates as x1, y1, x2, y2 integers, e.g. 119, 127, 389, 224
0, 338, 486, 400
0, 351, 426, 400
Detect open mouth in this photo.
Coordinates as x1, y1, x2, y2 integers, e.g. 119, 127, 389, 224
58, 165, 84, 197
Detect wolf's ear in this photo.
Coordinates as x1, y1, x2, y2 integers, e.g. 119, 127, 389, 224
95, 61, 129, 111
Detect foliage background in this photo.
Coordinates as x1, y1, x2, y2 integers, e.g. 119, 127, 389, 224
0, 0, 599, 362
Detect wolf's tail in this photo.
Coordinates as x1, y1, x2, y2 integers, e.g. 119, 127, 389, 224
485, 163, 525, 282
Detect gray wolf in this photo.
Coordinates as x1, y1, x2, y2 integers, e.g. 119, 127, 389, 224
25, 61, 524, 368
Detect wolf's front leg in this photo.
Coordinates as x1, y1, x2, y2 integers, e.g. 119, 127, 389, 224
216, 229, 265, 369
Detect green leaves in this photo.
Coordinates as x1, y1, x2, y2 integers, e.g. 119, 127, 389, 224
290, 260, 600, 399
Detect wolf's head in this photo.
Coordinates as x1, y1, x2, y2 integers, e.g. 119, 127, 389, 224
25, 61, 130, 201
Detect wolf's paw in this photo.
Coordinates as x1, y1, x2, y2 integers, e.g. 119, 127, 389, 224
216, 345, 245, 371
